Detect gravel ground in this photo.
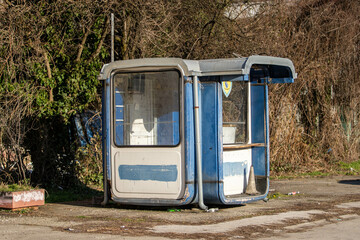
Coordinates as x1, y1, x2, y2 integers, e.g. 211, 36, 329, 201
1, 175, 359, 239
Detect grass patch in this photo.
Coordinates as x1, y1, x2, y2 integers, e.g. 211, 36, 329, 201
299, 171, 330, 177
340, 160, 360, 174
45, 186, 102, 203
270, 175, 295, 180
270, 171, 331, 180
267, 192, 288, 200
0, 183, 34, 192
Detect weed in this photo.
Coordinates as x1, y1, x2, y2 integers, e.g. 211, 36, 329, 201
339, 160, 360, 175
268, 192, 300, 200
0, 182, 34, 192
300, 171, 330, 177
18, 208, 31, 214
268, 192, 286, 200
45, 186, 102, 203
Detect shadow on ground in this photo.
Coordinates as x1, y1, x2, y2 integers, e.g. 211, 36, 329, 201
338, 179, 360, 185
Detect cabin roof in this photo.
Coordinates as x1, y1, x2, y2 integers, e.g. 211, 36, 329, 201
98, 55, 297, 81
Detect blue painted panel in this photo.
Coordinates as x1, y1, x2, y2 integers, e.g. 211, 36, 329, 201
101, 80, 107, 180
105, 78, 111, 180
157, 112, 171, 145
252, 147, 266, 176
251, 85, 265, 143
173, 111, 180, 144
199, 81, 220, 202
114, 90, 124, 146
115, 92, 123, 105
157, 111, 180, 145
115, 107, 124, 119
223, 162, 247, 177
265, 84, 270, 176
119, 165, 178, 182
250, 83, 268, 177
216, 80, 224, 202
184, 82, 195, 182
115, 124, 124, 145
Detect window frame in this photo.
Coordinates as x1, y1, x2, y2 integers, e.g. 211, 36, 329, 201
111, 69, 183, 148
221, 80, 250, 145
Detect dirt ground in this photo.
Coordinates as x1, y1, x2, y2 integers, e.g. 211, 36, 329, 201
1, 175, 360, 239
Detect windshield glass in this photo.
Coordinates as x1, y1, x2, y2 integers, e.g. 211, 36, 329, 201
222, 81, 248, 144
113, 70, 180, 146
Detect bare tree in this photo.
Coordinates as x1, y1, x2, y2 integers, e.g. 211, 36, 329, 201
0, 85, 35, 183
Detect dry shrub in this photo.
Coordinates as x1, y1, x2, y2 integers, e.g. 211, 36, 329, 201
124, 0, 360, 174
77, 0, 360, 175
241, 0, 360, 174
75, 134, 102, 186
0, 85, 35, 183
1, 0, 359, 183
198, 0, 360, 174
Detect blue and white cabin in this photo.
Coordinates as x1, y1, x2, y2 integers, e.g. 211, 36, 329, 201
99, 56, 296, 207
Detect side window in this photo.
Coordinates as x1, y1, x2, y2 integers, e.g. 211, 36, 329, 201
222, 81, 248, 144
113, 70, 180, 146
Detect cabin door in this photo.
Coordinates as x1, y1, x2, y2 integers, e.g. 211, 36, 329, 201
110, 70, 184, 199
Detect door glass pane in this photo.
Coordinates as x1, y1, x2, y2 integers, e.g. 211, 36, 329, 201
113, 71, 180, 146
222, 81, 248, 144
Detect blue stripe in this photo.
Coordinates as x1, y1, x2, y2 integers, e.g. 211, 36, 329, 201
223, 162, 247, 177
119, 165, 178, 182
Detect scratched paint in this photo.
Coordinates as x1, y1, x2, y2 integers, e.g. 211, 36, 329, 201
119, 165, 178, 182
13, 190, 44, 203
0, 196, 12, 204
223, 162, 247, 177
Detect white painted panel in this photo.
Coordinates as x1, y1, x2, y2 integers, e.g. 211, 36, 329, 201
223, 126, 236, 144
129, 118, 154, 145
112, 149, 182, 199
223, 149, 252, 195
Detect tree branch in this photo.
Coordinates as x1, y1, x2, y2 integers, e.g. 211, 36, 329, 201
76, 26, 91, 63
43, 51, 52, 79
86, 17, 109, 64
43, 51, 53, 102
